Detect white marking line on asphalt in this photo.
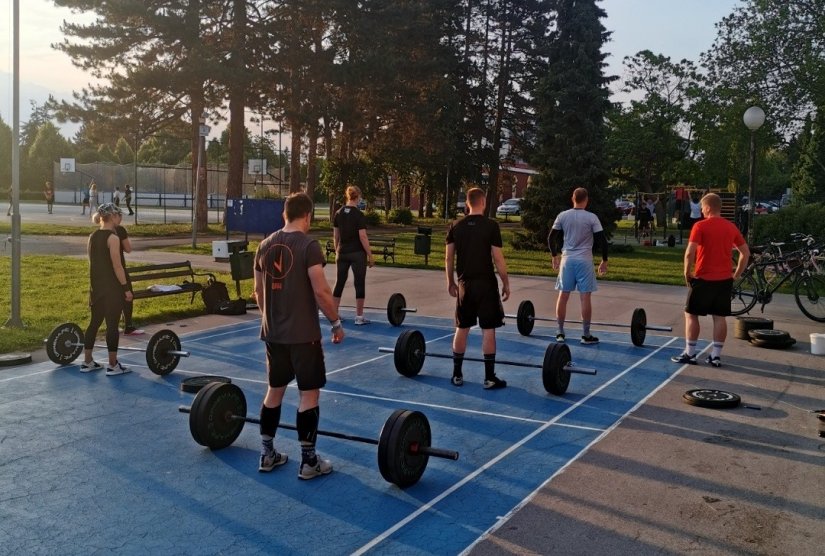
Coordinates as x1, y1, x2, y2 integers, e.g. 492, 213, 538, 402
354, 336, 682, 556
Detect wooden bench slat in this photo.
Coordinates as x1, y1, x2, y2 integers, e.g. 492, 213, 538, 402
125, 261, 214, 305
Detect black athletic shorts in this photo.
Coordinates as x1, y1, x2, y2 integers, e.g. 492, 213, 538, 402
455, 277, 504, 329
685, 278, 733, 316
265, 341, 327, 390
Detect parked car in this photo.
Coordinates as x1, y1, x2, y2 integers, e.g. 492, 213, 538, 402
496, 198, 522, 216
615, 199, 635, 215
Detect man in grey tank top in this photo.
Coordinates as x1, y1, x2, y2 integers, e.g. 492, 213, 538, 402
547, 187, 609, 345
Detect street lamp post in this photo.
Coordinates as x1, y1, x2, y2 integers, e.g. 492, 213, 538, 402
743, 105, 765, 246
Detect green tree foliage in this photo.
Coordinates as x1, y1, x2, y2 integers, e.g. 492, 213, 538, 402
790, 111, 825, 205
521, 0, 615, 247
27, 122, 73, 185
137, 133, 192, 166
0, 116, 11, 187
113, 138, 135, 165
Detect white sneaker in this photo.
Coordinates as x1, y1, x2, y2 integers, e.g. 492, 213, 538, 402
106, 361, 131, 376
80, 360, 103, 373
298, 457, 333, 480
354, 316, 371, 326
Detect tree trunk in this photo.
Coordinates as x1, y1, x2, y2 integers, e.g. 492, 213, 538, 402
226, 0, 247, 200
306, 125, 318, 206
290, 126, 301, 193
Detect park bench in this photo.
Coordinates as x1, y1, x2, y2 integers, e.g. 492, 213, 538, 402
127, 261, 215, 303
324, 236, 396, 264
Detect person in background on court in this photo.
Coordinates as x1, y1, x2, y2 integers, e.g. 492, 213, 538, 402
672, 193, 749, 368
124, 184, 134, 215
113, 186, 122, 208
81, 203, 133, 376
689, 194, 702, 229
331, 185, 374, 325
114, 211, 143, 336
81, 188, 90, 215
89, 181, 99, 208
253, 192, 344, 479
445, 187, 510, 389
44, 181, 54, 214
547, 187, 609, 345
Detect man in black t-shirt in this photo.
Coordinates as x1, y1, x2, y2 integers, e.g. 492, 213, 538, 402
445, 187, 511, 389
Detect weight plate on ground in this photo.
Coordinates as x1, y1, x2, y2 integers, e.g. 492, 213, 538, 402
734, 316, 773, 340
394, 329, 426, 377
630, 308, 647, 346
180, 375, 232, 394
517, 300, 535, 336
387, 293, 407, 327
542, 343, 571, 395
682, 389, 741, 409
146, 329, 182, 375
377, 409, 431, 488
750, 337, 796, 349
45, 322, 84, 365
189, 381, 246, 449
0, 353, 32, 367
747, 328, 790, 344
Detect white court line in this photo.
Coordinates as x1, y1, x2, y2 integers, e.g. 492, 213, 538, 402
353, 336, 682, 555
461, 339, 711, 555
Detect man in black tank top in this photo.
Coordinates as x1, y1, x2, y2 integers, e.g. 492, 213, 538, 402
445, 187, 511, 389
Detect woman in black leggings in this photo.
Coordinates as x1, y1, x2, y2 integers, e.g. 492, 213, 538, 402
332, 186, 374, 325
80, 203, 134, 376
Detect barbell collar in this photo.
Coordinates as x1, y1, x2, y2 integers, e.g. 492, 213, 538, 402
563, 363, 597, 375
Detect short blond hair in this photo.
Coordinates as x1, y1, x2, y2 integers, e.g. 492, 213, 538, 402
701, 193, 721, 213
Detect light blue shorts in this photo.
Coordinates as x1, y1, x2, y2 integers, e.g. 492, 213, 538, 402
555, 257, 598, 293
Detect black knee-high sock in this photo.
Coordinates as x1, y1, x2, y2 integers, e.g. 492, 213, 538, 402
296, 406, 320, 464
453, 352, 464, 377
259, 404, 281, 454
484, 353, 496, 380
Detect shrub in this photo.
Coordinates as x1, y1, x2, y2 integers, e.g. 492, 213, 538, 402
753, 203, 825, 244
388, 208, 413, 225
363, 209, 382, 226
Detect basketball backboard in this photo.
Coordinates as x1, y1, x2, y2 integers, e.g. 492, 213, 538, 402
60, 158, 76, 173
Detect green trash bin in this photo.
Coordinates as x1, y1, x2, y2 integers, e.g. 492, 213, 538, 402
414, 234, 431, 256
229, 251, 254, 282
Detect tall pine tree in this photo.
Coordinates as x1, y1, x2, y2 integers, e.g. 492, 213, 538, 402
521, 0, 615, 247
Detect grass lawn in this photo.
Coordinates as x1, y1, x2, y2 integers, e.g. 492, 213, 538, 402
0, 219, 686, 355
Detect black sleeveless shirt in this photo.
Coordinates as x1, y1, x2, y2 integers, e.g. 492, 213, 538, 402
88, 229, 121, 297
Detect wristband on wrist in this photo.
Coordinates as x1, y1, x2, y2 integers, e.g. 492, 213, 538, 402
331, 319, 342, 330
121, 283, 131, 293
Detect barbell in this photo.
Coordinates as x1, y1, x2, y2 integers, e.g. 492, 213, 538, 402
44, 321, 189, 376
337, 292, 417, 326
507, 300, 672, 346
378, 329, 596, 395
178, 381, 459, 488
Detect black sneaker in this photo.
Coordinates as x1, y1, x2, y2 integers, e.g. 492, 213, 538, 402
555, 333, 566, 343
671, 352, 697, 365
483, 376, 507, 390
580, 335, 599, 345
451, 375, 463, 387
705, 355, 722, 368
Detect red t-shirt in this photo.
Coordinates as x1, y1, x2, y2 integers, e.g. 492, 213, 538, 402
688, 216, 745, 280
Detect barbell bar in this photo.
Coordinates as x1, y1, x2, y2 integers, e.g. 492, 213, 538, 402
378, 329, 596, 396
178, 381, 459, 488
506, 300, 672, 346
337, 292, 417, 327
44, 322, 189, 376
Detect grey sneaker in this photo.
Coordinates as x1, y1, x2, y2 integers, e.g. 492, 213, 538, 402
259, 450, 288, 472
354, 316, 371, 326
105, 361, 131, 376
80, 360, 103, 372
299, 457, 333, 480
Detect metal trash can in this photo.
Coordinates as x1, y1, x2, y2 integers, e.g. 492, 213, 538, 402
414, 226, 432, 264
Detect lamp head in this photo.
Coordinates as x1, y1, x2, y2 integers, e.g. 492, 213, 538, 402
743, 106, 766, 131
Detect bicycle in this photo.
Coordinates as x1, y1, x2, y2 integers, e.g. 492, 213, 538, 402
730, 234, 825, 322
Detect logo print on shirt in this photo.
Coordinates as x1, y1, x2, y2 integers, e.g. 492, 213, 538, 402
263, 243, 294, 289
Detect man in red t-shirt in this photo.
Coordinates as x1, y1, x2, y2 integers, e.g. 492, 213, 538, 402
671, 193, 750, 367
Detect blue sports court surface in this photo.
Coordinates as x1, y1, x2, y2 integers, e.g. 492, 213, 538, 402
0, 312, 690, 555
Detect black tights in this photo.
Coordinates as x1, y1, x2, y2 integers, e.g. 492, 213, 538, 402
85, 295, 124, 352
333, 251, 367, 298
